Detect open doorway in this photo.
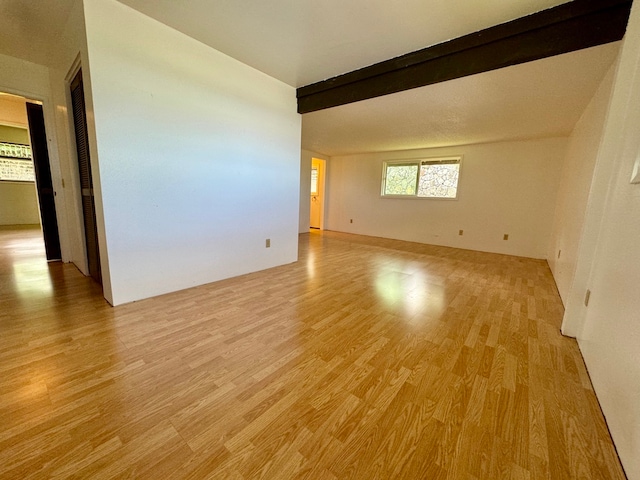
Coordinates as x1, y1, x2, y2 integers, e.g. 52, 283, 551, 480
0, 92, 61, 260
310, 157, 325, 230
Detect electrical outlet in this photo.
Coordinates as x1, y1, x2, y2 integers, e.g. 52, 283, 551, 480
265, 239, 270, 248
459, 230, 463, 236
503, 234, 509, 240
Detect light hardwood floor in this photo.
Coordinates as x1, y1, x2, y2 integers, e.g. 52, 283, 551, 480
0, 225, 627, 479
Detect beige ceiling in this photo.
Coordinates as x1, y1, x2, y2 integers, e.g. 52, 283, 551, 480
0, 0, 76, 67
118, 0, 569, 87
0, 0, 622, 156
2, 0, 568, 87
302, 43, 620, 156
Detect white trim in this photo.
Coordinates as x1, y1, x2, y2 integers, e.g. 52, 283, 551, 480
65, 53, 83, 83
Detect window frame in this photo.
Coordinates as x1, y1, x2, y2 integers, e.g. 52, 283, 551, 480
380, 155, 462, 200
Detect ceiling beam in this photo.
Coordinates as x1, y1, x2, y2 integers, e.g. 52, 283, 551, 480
297, 0, 632, 114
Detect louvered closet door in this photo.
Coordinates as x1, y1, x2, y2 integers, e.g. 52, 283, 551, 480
71, 70, 101, 285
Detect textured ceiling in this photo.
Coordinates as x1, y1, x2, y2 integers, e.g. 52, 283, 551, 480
116, 0, 568, 87
0, 0, 568, 87
0, 0, 76, 67
301, 43, 620, 156
0, 0, 621, 156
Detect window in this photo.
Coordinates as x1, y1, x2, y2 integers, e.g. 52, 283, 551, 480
0, 142, 35, 182
381, 156, 461, 198
310, 167, 319, 195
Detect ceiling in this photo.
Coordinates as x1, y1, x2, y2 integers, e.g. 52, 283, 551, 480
0, 0, 622, 156
2, 0, 567, 87
116, 0, 570, 87
0, 0, 76, 68
302, 43, 620, 156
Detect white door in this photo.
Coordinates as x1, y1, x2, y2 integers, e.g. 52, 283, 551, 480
310, 166, 321, 229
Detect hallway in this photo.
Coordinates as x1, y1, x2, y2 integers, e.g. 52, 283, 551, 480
0, 227, 627, 479
0, 225, 105, 316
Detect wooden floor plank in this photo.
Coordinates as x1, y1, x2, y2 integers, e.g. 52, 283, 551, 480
0, 226, 627, 479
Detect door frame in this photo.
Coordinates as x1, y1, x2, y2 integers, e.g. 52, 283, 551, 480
0, 86, 70, 263
63, 57, 114, 303
69, 68, 102, 285
1, 53, 113, 304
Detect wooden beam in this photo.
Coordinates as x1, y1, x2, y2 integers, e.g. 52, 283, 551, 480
297, 0, 632, 114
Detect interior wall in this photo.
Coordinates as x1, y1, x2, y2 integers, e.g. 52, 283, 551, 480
0, 55, 65, 234
0, 102, 27, 127
547, 62, 617, 304
47, 0, 98, 279
0, 96, 28, 127
0, 29, 87, 268
0, 53, 51, 103
0, 184, 40, 225
299, 149, 328, 233
561, 1, 640, 476
0, 123, 40, 225
326, 138, 567, 258
0, 124, 28, 142
83, 0, 301, 305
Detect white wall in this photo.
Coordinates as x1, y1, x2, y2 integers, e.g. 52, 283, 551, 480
47, 0, 95, 277
560, 1, 640, 477
0, 53, 74, 252
299, 149, 329, 233
326, 138, 567, 258
547, 63, 617, 304
0, 53, 51, 101
0, 0, 100, 279
83, 0, 301, 305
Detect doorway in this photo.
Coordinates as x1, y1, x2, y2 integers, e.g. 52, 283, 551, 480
0, 92, 61, 261
310, 157, 325, 230
27, 102, 61, 260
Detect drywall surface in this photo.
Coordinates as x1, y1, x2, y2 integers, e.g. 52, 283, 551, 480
0, 53, 51, 100
547, 63, 616, 304
0, 19, 87, 271
0, 125, 39, 225
0, 125, 29, 144
0, 97, 28, 127
299, 149, 328, 233
46, 0, 94, 276
0, 55, 63, 238
83, 0, 301, 305
0, 183, 40, 225
326, 138, 566, 258
562, 1, 640, 477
